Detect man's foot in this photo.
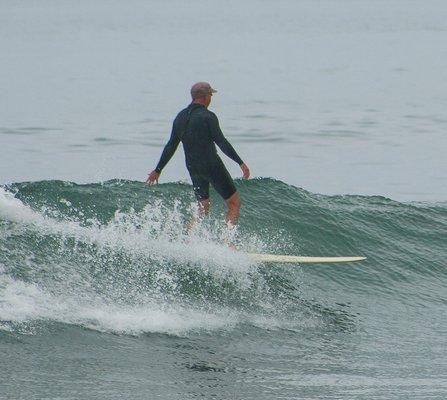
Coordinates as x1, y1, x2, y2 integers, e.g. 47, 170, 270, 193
227, 242, 238, 251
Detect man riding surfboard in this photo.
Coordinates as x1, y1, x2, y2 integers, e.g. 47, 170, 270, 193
147, 82, 250, 227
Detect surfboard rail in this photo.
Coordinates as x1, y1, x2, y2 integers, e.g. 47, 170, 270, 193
248, 253, 366, 264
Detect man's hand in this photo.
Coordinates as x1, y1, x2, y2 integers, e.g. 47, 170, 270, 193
240, 163, 250, 180
146, 170, 160, 185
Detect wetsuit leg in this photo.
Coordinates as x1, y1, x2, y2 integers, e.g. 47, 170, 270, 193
208, 161, 237, 200
189, 171, 210, 201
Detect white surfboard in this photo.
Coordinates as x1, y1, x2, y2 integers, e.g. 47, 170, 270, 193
249, 253, 366, 264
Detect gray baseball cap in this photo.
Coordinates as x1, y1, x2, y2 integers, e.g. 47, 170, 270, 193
190, 82, 217, 99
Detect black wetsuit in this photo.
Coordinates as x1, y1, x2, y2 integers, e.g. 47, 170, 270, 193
155, 103, 244, 200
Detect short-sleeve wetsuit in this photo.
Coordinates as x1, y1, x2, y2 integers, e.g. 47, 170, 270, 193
155, 103, 244, 200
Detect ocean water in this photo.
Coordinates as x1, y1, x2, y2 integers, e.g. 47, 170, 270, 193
1, 180, 446, 399
2, 0, 447, 201
1, 1, 447, 399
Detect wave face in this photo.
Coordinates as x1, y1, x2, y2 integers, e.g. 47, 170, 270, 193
1, 178, 446, 338
2, 179, 447, 399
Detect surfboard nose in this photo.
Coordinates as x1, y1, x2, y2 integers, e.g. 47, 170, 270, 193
248, 253, 366, 264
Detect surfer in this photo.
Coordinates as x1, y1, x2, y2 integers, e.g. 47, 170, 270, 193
146, 82, 250, 228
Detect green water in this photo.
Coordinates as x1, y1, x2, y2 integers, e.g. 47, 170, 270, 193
1, 179, 446, 399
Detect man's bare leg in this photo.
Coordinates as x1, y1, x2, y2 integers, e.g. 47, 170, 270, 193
223, 193, 241, 249
187, 198, 210, 234
225, 192, 241, 227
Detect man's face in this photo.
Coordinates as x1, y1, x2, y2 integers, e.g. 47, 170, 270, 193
205, 93, 212, 107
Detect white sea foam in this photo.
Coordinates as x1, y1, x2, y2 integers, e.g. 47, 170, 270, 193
0, 187, 48, 226
0, 188, 283, 335
0, 273, 233, 334
4, 276, 320, 338
0, 271, 312, 336
0, 187, 260, 278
